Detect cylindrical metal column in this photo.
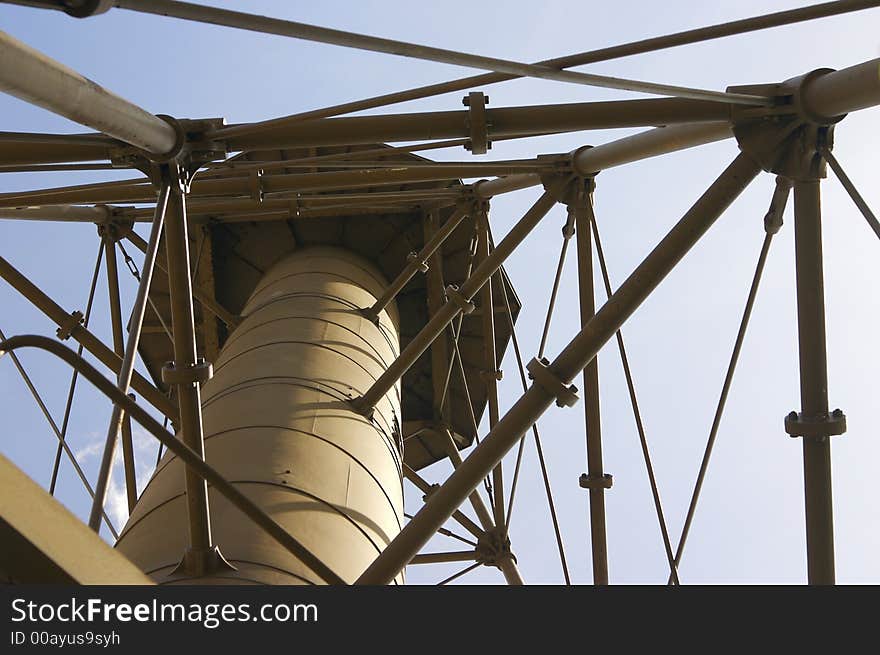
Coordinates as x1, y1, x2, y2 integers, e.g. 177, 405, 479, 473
116, 246, 404, 584
792, 179, 836, 585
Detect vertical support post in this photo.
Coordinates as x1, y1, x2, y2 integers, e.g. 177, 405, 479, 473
572, 181, 610, 585
88, 183, 171, 533
790, 179, 839, 585
476, 203, 505, 528
101, 226, 138, 513
162, 164, 215, 571
424, 209, 452, 422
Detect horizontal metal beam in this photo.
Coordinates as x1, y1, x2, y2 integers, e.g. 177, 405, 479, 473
221, 97, 732, 151
356, 152, 761, 584
0, 254, 177, 418
802, 57, 880, 118
0, 30, 177, 154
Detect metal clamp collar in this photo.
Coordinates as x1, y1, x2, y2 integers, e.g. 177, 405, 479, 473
784, 409, 846, 440
526, 357, 579, 408
579, 473, 613, 490
161, 358, 213, 386
445, 285, 475, 315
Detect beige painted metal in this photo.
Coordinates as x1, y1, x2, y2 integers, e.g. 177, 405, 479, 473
116, 246, 404, 584
0, 452, 152, 584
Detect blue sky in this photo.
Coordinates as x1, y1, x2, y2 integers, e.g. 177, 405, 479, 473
0, 1, 878, 584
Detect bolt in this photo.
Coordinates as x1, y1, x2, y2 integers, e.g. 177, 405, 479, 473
787, 411, 799, 421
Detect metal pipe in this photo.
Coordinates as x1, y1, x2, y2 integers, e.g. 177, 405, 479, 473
474, 122, 734, 200
792, 179, 836, 585
822, 147, 880, 239
223, 98, 732, 152
442, 431, 495, 533
573, 122, 734, 174
0, 334, 346, 585
0, 254, 177, 418
162, 179, 213, 559
356, 152, 760, 584
87, 187, 169, 531
0, 204, 112, 222
355, 183, 565, 412
205, 0, 880, 131
410, 551, 477, 565
574, 195, 609, 585
803, 58, 880, 118
0, 30, 177, 154
0, 141, 112, 166
366, 204, 468, 318
115, 0, 767, 106
102, 230, 138, 514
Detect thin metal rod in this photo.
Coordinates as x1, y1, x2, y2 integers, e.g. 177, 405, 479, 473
356, 153, 760, 585
574, 196, 610, 585
116, 1, 768, 106
410, 551, 478, 565
208, 0, 880, 132
88, 186, 169, 531
437, 562, 481, 585
162, 174, 213, 556
367, 204, 469, 318
0, 30, 177, 154
403, 465, 485, 540
493, 254, 571, 585
668, 231, 776, 584
822, 147, 880, 240
0, 254, 177, 418
102, 231, 138, 513
355, 182, 567, 412
0, 335, 346, 585
125, 231, 241, 329
793, 179, 836, 585
537, 211, 574, 359
443, 430, 496, 533
0, 326, 118, 538
49, 240, 103, 496
589, 211, 680, 586
403, 513, 478, 548
475, 209, 505, 529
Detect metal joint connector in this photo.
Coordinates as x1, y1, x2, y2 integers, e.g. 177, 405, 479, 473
764, 176, 792, 234
463, 92, 491, 154
406, 251, 429, 273
445, 285, 475, 314
475, 527, 516, 568
784, 409, 846, 440
526, 357, 579, 408
55, 310, 84, 341
579, 473, 613, 490
161, 358, 213, 387
480, 369, 503, 382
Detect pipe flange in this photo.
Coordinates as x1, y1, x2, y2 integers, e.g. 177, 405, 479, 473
781, 68, 848, 126
526, 357, 579, 408
784, 409, 846, 440
150, 114, 188, 165
55, 310, 84, 341
161, 358, 213, 386
463, 92, 491, 154
579, 473, 613, 490
445, 285, 475, 314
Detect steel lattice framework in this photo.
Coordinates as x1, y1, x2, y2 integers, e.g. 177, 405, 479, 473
0, 0, 878, 586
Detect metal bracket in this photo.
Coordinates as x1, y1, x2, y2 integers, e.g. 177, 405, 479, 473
475, 527, 516, 568
784, 409, 847, 440
445, 285, 475, 314
56, 310, 84, 341
526, 357, 579, 408
248, 169, 264, 203
463, 92, 491, 154
95, 219, 134, 243
109, 116, 226, 171
480, 368, 503, 382
161, 358, 213, 386
406, 250, 429, 273
579, 473, 613, 490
